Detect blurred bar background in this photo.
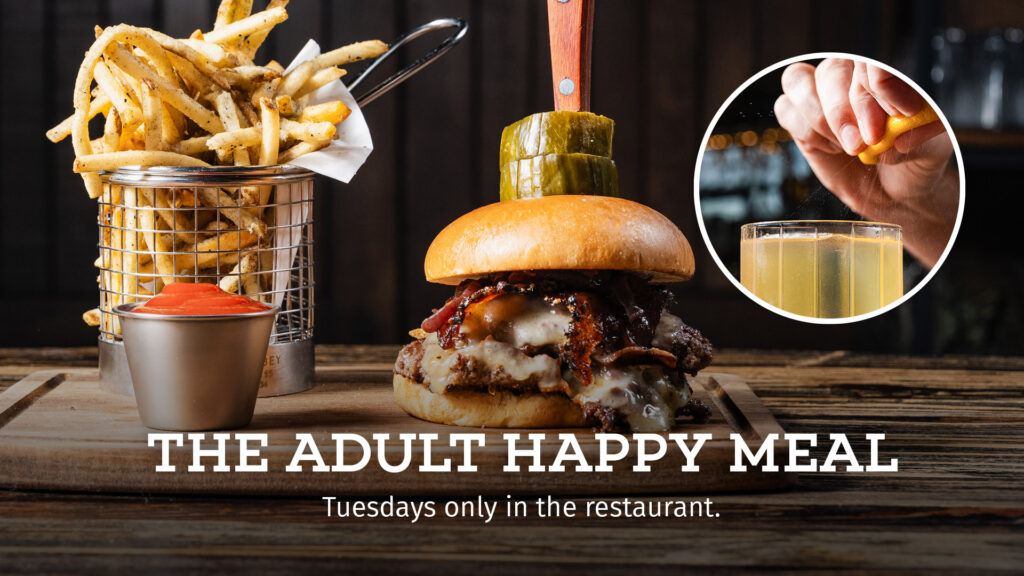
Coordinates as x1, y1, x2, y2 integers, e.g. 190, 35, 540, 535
1, 0, 1021, 354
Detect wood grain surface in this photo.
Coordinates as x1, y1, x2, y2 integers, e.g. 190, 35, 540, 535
0, 346, 1021, 573
0, 370, 791, 496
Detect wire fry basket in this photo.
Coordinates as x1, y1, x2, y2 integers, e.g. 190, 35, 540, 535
97, 165, 316, 397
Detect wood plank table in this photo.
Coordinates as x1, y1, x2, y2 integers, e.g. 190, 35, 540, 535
1, 345, 1022, 574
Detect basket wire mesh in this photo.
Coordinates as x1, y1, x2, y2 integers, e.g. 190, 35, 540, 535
98, 166, 315, 344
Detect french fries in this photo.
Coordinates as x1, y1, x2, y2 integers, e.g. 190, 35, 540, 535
104, 42, 224, 133
93, 61, 143, 128
241, 0, 290, 58
206, 119, 336, 150
293, 67, 347, 99
275, 95, 295, 116
215, 92, 251, 166
49, 0, 387, 328
312, 40, 389, 69
277, 141, 327, 164
142, 86, 164, 150
202, 6, 289, 45
298, 100, 351, 124
83, 309, 101, 327
258, 97, 280, 166
46, 92, 111, 143
277, 61, 315, 97
102, 110, 121, 153
216, 0, 256, 31
74, 151, 209, 173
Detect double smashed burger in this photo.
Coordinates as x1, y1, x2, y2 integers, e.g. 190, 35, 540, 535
393, 194, 713, 432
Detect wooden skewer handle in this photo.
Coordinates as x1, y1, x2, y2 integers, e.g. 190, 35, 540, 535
547, 0, 594, 112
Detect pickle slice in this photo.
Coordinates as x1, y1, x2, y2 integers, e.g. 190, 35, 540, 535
500, 153, 619, 201
500, 111, 614, 166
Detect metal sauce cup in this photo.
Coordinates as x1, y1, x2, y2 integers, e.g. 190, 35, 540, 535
114, 302, 280, 431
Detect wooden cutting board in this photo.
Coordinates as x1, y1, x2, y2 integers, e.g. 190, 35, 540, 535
0, 367, 793, 496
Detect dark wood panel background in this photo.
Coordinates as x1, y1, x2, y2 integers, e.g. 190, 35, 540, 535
1, 0, 1021, 355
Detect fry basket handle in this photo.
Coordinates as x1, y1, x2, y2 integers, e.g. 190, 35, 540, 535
348, 17, 469, 107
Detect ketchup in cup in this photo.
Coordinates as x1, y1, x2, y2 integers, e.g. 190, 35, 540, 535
133, 282, 272, 315
114, 282, 279, 431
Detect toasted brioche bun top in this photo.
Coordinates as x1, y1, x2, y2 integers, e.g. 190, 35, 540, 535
424, 195, 695, 285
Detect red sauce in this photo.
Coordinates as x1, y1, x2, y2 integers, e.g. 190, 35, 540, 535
133, 283, 272, 315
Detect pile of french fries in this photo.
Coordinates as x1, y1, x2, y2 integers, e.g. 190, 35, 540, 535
46, 0, 387, 329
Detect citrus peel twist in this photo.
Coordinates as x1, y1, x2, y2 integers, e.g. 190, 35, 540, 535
858, 103, 940, 165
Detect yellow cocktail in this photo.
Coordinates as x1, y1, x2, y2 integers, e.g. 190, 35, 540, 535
740, 221, 903, 318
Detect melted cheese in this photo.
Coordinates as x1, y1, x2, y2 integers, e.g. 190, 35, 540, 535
460, 294, 571, 348
575, 364, 689, 432
421, 294, 690, 431
651, 312, 684, 350
421, 332, 567, 394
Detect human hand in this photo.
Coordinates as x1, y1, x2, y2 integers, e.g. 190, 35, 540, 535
774, 58, 958, 268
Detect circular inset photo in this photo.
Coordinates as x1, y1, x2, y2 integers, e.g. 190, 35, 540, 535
695, 52, 965, 324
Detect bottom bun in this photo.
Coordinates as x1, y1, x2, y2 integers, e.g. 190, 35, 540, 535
393, 374, 588, 428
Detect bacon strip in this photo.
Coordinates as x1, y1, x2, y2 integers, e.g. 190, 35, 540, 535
559, 293, 603, 386
432, 281, 536, 349
420, 274, 686, 372
595, 346, 677, 368
420, 295, 461, 333
420, 280, 481, 334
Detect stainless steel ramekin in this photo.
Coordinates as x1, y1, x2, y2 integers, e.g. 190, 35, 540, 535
114, 302, 279, 431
